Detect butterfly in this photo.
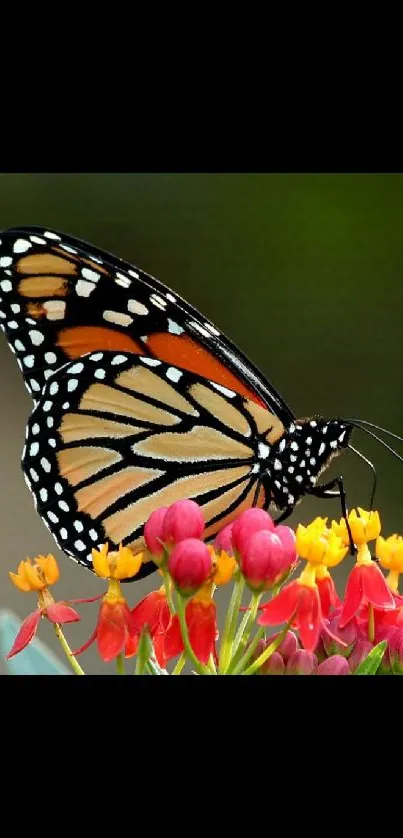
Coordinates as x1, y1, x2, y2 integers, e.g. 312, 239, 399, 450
0, 225, 361, 581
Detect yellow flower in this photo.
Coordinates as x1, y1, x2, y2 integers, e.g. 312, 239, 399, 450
332, 508, 381, 547
376, 534, 403, 573
9, 554, 60, 593
92, 543, 143, 580
208, 546, 237, 585
296, 519, 347, 568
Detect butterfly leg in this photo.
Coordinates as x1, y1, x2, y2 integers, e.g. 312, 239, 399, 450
310, 476, 356, 555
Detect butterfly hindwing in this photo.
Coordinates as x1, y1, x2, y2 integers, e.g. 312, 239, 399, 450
0, 226, 294, 419
22, 351, 282, 579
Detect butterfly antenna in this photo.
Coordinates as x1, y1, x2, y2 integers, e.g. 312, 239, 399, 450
347, 444, 378, 510
347, 418, 403, 444
347, 421, 403, 465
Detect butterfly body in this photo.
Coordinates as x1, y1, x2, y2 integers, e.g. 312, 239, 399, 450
0, 226, 353, 579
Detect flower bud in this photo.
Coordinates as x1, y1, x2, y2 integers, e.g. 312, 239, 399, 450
259, 650, 285, 675
268, 630, 299, 662
386, 626, 403, 674
317, 655, 351, 675
275, 525, 297, 565
168, 538, 212, 596
241, 530, 287, 591
348, 639, 374, 673
321, 610, 357, 658
214, 522, 235, 555
162, 500, 205, 545
144, 506, 168, 559
231, 508, 275, 556
286, 649, 318, 675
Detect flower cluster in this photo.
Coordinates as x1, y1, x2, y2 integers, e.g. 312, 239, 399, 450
6, 501, 403, 675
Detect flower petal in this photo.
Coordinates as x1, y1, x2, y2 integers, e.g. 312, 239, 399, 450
339, 565, 364, 627
6, 610, 41, 659
297, 585, 322, 652
45, 603, 81, 624
361, 564, 395, 610
72, 628, 97, 657
258, 580, 301, 626
187, 600, 217, 664
97, 600, 130, 662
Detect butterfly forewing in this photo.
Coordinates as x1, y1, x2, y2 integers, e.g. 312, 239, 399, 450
22, 351, 277, 579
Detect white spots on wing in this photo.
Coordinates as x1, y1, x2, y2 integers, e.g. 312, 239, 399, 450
339, 430, 346, 443
166, 367, 182, 383
62, 401, 70, 409
310, 420, 317, 428
288, 466, 295, 474
94, 368, 106, 380
13, 238, 32, 253
251, 463, 260, 474
41, 457, 51, 473
48, 438, 56, 448
76, 279, 96, 297
55, 482, 63, 495
89, 529, 99, 541
0, 258, 12, 269
128, 269, 139, 279
67, 379, 78, 392
30, 379, 41, 392
189, 321, 211, 338
44, 300, 66, 320
289, 423, 296, 434
296, 475, 303, 484
58, 500, 69, 512
115, 272, 131, 288
167, 319, 184, 335
74, 540, 86, 552
299, 460, 306, 468
30, 235, 47, 245
60, 244, 77, 254
74, 520, 84, 533
128, 299, 148, 316
310, 457, 316, 466
319, 442, 326, 456
29, 442, 39, 457
25, 318, 37, 325
89, 255, 103, 265
23, 355, 35, 368
89, 352, 103, 361
47, 416, 54, 428
69, 362, 84, 374
166, 292, 176, 303
274, 480, 281, 490
150, 293, 167, 310
291, 441, 299, 452
273, 458, 282, 470
60, 528, 68, 540
306, 436, 312, 446
7, 321, 18, 330
141, 357, 161, 367
29, 329, 44, 346
43, 400, 53, 412
39, 488, 48, 502
204, 322, 220, 336
290, 454, 297, 463
30, 468, 39, 482
11, 303, 20, 313
82, 267, 100, 282
287, 494, 295, 505
111, 354, 127, 365
32, 423, 40, 435
103, 310, 133, 327
44, 231, 61, 240
322, 426, 328, 435
310, 475, 316, 484
210, 382, 236, 398
279, 438, 286, 453
47, 511, 59, 524
259, 443, 271, 460
49, 381, 59, 395
330, 440, 338, 449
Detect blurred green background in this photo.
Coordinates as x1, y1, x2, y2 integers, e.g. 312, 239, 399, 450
1, 173, 403, 674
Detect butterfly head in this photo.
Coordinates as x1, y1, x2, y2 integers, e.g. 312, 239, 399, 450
263, 417, 353, 510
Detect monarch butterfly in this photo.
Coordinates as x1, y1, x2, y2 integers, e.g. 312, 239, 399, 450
0, 226, 398, 580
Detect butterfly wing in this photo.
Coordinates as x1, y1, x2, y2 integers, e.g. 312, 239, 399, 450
0, 226, 294, 420
21, 351, 286, 579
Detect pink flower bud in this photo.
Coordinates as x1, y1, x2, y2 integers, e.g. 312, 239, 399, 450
144, 506, 168, 559
269, 630, 299, 662
259, 651, 285, 675
214, 522, 234, 555
241, 530, 286, 591
286, 649, 318, 675
162, 500, 205, 545
232, 508, 275, 556
385, 626, 403, 674
317, 655, 351, 675
321, 610, 357, 658
348, 639, 374, 673
168, 538, 212, 596
275, 525, 297, 565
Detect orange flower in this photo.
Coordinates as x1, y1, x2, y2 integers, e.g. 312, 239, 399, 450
9, 554, 59, 592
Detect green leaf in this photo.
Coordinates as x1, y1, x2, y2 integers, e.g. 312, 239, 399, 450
354, 640, 387, 675
0, 609, 70, 675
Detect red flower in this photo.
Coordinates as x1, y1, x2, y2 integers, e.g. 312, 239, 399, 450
74, 582, 136, 663
6, 600, 81, 660
164, 597, 218, 665
316, 571, 341, 618
168, 538, 212, 596
231, 508, 275, 556
339, 562, 395, 628
162, 499, 205, 545
240, 529, 296, 592
258, 580, 322, 651
131, 588, 171, 667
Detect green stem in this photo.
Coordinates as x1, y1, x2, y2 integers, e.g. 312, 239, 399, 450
242, 621, 292, 675
172, 653, 186, 675
368, 603, 375, 644
218, 573, 245, 673
176, 594, 211, 675
161, 568, 176, 615
231, 626, 266, 675
116, 653, 125, 675
53, 623, 85, 675
226, 592, 262, 674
